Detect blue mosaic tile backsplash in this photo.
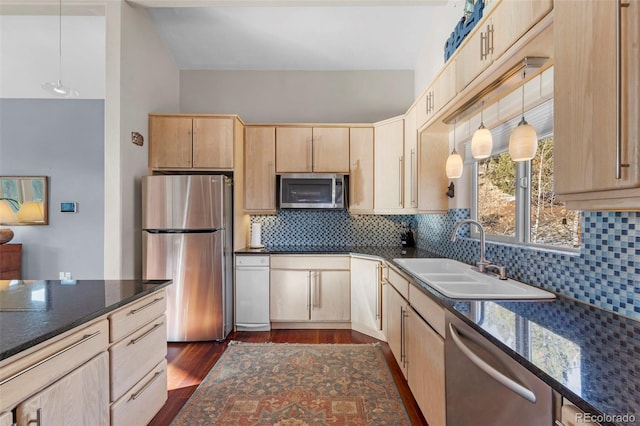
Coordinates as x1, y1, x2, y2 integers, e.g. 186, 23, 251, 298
416, 209, 640, 321
251, 210, 416, 247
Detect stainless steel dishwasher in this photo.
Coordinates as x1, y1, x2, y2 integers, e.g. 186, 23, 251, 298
445, 311, 552, 425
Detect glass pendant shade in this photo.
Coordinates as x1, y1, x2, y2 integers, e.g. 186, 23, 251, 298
446, 150, 464, 179
42, 0, 78, 98
42, 80, 79, 98
471, 124, 493, 159
509, 118, 538, 161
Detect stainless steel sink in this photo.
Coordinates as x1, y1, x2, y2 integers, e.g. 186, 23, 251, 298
393, 258, 555, 300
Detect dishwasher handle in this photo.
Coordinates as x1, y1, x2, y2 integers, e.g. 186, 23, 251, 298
448, 323, 537, 404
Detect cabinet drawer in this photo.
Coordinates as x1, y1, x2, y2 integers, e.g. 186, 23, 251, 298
270, 255, 350, 270
109, 290, 167, 343
0, 319, 109, 412
110, 315, 167, 402
111, 359, 168, 426
386, 265, 409, 300
408, 286, 445, 338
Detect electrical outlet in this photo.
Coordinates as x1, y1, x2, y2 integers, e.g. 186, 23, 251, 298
65, 272, 71, 280
59, 272, 65, 280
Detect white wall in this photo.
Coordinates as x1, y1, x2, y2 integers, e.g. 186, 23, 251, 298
0, 15, 105, 99
104, 2, 180, 279
179, 70, 414, 123
413, 4, 463, 98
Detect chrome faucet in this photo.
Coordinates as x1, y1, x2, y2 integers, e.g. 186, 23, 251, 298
450, 219, 507, 280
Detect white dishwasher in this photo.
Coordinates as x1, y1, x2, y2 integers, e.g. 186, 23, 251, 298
235, 255, 270, 331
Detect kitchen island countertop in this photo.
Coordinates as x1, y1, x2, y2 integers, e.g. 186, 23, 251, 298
0, 279, 172, 361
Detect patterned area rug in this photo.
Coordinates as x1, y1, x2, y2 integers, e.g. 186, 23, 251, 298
171, 342, 411, 425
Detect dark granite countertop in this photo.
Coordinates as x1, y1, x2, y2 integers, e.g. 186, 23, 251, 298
0, 279, 172, 361
236, 246, 640, 426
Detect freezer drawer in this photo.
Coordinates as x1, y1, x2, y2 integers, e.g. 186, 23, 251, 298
142, 231, 228, 341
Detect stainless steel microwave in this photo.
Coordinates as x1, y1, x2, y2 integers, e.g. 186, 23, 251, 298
279, 174, 346, 209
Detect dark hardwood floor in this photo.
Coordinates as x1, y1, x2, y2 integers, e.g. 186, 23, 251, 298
148, 329, 428, 425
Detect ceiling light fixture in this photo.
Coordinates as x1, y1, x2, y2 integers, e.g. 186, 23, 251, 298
446, 120, 463, 179
42, 0, 78, 98
508, 70, 537, 161
471, 100, 493, 159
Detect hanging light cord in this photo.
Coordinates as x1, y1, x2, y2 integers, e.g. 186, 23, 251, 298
58, 0, 62, 83
520, 70, 527, 124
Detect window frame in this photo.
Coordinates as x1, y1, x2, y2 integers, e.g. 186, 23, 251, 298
470, 130, 580, 252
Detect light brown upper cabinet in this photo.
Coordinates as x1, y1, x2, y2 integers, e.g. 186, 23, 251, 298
244, 127, 277, 214
349, 127, 375, 213
455, 0, 552, 93
417, 61, 456, 129
149, 115, 236, 171
275, 127, 349, 173
374, 117, 405, 213
554, 0, 640, 210
418, 129, 448, 213
404, 107, 419, 212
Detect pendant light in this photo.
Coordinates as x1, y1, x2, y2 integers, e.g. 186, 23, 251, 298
42, 0, 78, 98
471, 101, 493, 159
508, 71, 537, 161
446, 120, 464, 179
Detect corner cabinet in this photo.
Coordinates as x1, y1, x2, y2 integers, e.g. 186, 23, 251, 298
374, 116, 406, 213
418, 129, 449, 213
349, 127, 375, 213
554, 0, 640, 210
350, 257, 383, 340
149, 115, 240, 171
244, 126, 277, 214
270, 255, 350, 326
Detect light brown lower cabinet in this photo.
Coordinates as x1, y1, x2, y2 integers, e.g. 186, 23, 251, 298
270, 255, 351, 325
16, 352, 109, 426
382, 281, 408, 379
406, 307, 446, 426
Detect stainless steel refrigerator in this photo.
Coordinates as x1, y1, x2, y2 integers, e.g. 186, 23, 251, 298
142, 175, 233, 342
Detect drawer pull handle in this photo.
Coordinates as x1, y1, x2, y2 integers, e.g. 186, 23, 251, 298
129, 322, 164, 346
129, 370, 163, 401
0, 330, 101, 386
129, 297, 163, 315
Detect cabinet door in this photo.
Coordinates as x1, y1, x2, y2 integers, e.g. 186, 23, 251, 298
382, 283, 407, 378
432, 62, 456, 115
406, 308, 446, 426
374, 118, 405, 212
16, 352, 109, 426
270, 270, 310, 321
554, 0, 640, 196
349, 128, 374, 212
311, 270, 350, 322
455, 24, 491, 93
276, 127, 313, 173
149, 116, 193, 169
490, 0, 552, 60
244, 127, 276, 213
312, 127, 350, 173
192, 117, 234, 169
418, 130, 448, 213
350, 258, 381, 335
404, 107, 418, 211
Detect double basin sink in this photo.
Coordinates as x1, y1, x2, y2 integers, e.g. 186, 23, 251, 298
393, 258, 555, 300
